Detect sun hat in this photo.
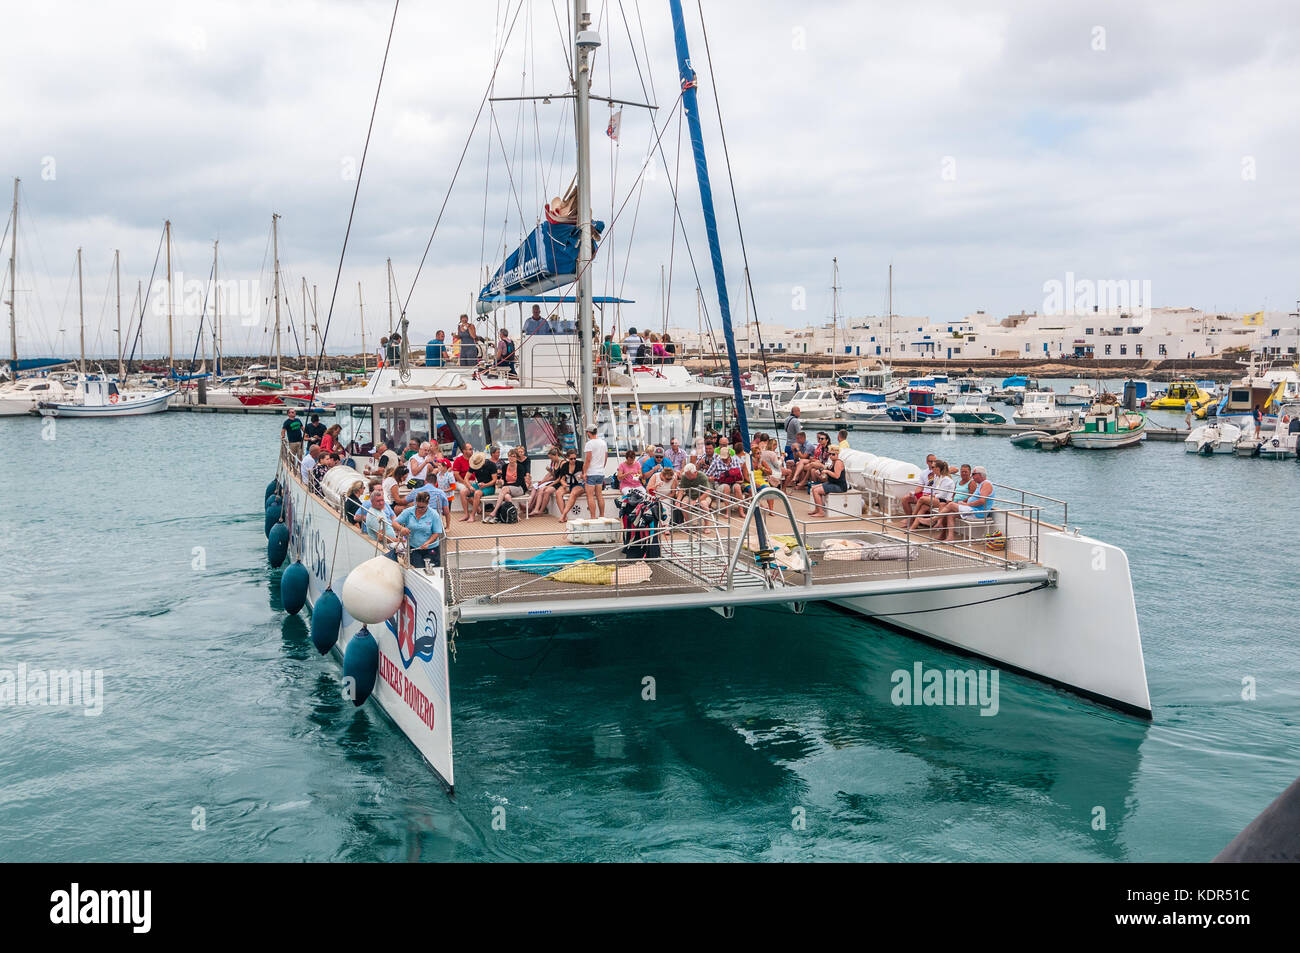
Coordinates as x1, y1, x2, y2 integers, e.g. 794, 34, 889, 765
469, 451, 487, 469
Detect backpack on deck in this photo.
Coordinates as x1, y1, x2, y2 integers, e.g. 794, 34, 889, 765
497, 499, 519, 524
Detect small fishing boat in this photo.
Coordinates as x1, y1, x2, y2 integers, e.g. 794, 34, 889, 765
1012, 391, 1073, 429
886, 386, 944, 422
1067, 397, 1145, 449
945, 394, 1006, 424
1184, 421, 1242, 455
38, 377, 175, 417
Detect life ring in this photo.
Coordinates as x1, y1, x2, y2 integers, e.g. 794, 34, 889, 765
109, 393, 120, 404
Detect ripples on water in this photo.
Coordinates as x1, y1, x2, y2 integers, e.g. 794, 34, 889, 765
0, 400, 1296, 861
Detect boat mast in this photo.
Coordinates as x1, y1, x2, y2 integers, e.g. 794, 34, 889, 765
213, 240, 222, 376
386, 257, 394, 338
887, 263, 893, 373
302, 275, 309, 371
271, 213, 282, 376
358, 281, 367, 373
831, 257, 839, 381
7, 178, 17, 373
165, 220, 174, 373
76, 247, 85, 376
573, 0, 599, 429
115, 249, 124, 378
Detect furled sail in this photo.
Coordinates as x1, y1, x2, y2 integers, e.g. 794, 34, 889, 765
477, 187, 604, 312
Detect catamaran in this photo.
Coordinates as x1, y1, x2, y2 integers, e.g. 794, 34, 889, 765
263, 1, 1153, 792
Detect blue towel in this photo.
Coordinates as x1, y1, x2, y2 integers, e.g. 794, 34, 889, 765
496, 546, 596, 574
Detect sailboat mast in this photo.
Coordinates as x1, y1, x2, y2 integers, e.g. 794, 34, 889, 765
386, 258, 394, 338
76, 247, 85, 376
271, 213, 282, 376
887, 263, 893, 371
115, 249, 124, 378
8, 178, 17, 371
165, 220, 174, 372
573, 0, 599, 429
213, 240, 221, 376
831, 257, 839, 380
358, 281, 367, 373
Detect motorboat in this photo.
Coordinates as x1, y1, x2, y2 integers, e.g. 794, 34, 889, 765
1258, 400, 1300, 459
1147, 378, 1213, 411
0, 375, 75, 416
1012, 391, 1073, 429
841, 394, 891, 419
1010, 429, 1070, 450
1184, 421, 1242, 455
1056, 382, 1099, 407
945, 394, 1007, 424
782, 387, 840, 416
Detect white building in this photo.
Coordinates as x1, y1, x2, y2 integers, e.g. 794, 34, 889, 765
670, 305, 1300, 363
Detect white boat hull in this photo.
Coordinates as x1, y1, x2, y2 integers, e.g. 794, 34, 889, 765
277, 457, 455, 789
38, 389, 176, 417
833, 529, 1151, 715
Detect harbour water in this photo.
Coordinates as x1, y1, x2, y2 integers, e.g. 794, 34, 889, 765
1, 410, 1296, 861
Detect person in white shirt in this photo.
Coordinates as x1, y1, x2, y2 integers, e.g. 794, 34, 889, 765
300, 444, 320, 484
906, 460, 954, 531
408, 443, 432, 483
622, 327, 643, 352
581, 424, 608, 519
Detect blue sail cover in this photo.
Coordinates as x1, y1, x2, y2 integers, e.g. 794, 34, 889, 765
477, 220, 604, 311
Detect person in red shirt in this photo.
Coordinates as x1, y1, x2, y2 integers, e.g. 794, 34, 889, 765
451, 443, 476, 519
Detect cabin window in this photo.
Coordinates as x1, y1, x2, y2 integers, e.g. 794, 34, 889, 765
441, 407, 488, 452
409, 406, 430, 445
485, 406, 522, 452
521, 405, 578, 456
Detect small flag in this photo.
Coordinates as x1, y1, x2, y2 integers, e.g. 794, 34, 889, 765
606, 109, 622, 141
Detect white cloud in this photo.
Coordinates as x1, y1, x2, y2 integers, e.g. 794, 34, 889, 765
3, 0, 1298, 361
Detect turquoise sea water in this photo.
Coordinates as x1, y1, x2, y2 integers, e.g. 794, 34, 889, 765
1, 403, 1297, 862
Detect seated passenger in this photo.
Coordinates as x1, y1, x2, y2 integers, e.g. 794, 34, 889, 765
934, 465, 996, 542
808, 445, 848, 517
675, 462, 713, 512
555, 449, 587, 522
907, 460, 954, 531
527, 447, 563, 517
902, 454, 938, 518
360, 488, 395, 541
485, 447, 531, 522
615, 449, 642, 490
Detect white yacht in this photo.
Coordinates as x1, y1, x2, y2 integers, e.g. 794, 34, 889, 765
0, 375, 74, 416
782, 387, 840, 416
1056, 383, 1099, 407
1013, 391, 1073, 429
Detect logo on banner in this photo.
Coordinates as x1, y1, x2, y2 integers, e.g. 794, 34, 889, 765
386, 588, 436, 669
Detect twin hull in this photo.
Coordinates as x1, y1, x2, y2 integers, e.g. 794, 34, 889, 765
279, 459, 454, 789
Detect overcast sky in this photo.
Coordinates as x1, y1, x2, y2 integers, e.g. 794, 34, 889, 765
3, 0, 1298, 360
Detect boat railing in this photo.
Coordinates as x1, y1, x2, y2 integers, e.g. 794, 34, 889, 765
443, 483, 1045, 611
